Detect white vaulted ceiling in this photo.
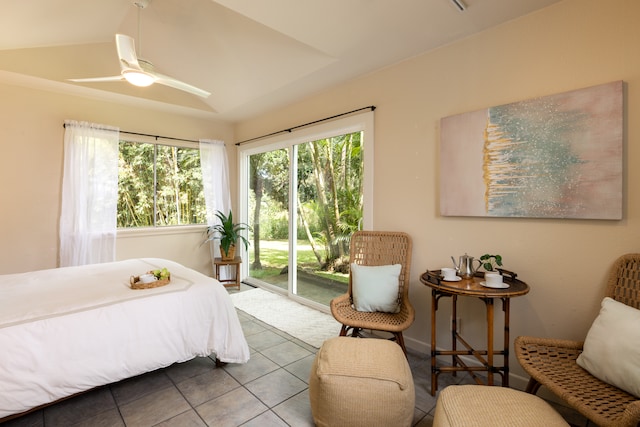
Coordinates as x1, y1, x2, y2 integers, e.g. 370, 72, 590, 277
0, 0, 561, 122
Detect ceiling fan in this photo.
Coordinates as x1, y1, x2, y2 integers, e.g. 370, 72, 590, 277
68, 0, 210, 98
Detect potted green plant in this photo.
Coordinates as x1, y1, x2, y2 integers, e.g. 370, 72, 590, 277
479, 254, 503, 271
204, 210, 250, 260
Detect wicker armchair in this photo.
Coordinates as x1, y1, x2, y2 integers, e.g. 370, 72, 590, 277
515, 253, 640, 427
330, 231, 414, 354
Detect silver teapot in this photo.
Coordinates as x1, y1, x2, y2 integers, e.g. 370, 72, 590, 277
452, 253, 482, 279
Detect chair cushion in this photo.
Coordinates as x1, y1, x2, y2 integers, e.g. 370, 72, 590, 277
576, 297, 640, 398
433, 385, 569, 427
351, 263, 401, 313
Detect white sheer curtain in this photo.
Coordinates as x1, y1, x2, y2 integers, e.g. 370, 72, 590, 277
60, 120, 119, 267
200, 139, 231, 272
200, 139, 231, 225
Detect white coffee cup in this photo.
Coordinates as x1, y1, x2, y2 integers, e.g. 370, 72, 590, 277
484, 272, 503, 286
441, 268, 457, 281
139, 273, 156, 283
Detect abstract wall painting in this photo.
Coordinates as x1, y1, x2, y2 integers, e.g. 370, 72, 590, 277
440, 81, 623, 220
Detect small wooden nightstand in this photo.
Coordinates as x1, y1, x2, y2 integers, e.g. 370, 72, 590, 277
213, 256, 242, 289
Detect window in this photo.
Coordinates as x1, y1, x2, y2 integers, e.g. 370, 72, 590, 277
117, 140, 206, 228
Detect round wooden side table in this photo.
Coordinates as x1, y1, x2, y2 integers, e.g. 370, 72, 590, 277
420, 269, 530, 395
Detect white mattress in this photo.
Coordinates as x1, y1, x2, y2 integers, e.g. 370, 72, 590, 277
0, 258, 250, 418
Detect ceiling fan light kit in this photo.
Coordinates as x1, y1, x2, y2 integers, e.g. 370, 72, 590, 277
123, 70, 155, 87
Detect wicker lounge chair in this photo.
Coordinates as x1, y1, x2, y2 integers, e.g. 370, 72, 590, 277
515, 253, 640, 427
330, 230, 414, 354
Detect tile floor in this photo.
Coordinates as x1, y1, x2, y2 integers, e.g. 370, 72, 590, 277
2, 285, 590, 427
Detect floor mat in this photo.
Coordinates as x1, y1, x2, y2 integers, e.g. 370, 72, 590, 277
230, 288, 340, 348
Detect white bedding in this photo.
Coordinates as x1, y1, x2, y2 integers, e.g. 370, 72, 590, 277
0, 258, 250, 418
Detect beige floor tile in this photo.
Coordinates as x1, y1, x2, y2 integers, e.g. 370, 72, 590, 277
195, 387, 267, 427
415, 414, 435, 427
119, 386, 191, 427
223, 352, 279, 385
164, 356, 218, 384
261, 340, 313, 366
272, 389, 315, 427
154, 409, 207, 427
244, 329, 289, 351
241, 410, 289, 427
73, 408, 124, 427
283, 353, 316, 383
110, 370, 173, 406
176, 368, 241, 407
244, 369, 307, 408
43, 387, 116, 427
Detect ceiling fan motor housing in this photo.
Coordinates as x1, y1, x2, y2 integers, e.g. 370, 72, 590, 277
134, 0, 149, 9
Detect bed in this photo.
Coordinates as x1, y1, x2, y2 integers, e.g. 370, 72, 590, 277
0, 258, 250, 419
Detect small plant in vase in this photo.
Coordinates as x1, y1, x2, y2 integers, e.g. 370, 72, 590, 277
204, 210, 250, 260
479, 254, 503, 272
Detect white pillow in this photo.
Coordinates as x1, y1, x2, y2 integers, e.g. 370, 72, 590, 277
576, 297, 640, 397
351, 263, 402, 313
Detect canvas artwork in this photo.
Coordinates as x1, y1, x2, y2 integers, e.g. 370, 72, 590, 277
440, 81, 623, 220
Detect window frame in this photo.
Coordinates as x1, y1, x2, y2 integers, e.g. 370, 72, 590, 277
117, 135, 207, 229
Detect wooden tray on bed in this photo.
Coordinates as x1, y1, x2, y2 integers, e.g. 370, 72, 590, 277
129, 272, 171, 290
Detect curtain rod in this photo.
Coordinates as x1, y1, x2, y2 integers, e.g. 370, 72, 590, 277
119, 130, 200, 144
234, 105, 376, 146
63, 123, 199, 144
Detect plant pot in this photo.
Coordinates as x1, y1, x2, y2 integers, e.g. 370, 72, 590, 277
221, 244, 236, 261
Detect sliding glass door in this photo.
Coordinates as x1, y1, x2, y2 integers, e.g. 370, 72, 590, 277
239, 112, 374, 309
246, 148, 290, 291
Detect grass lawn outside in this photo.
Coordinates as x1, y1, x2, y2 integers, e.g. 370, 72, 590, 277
248, 239, 348, 284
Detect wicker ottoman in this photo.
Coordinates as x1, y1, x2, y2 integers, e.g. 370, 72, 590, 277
309, 337, 415, 427
433, 385, 569, 427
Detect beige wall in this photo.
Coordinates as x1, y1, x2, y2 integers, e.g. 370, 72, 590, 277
0, 82, 234, 275
234, 0, 640, 384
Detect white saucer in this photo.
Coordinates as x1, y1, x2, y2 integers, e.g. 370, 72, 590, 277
480, 281, 509, 289
442, 276, 462, 282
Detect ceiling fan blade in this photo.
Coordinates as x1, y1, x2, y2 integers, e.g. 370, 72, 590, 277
115, 33, 143, 72
153, 73, 211, 98
68, 76, 124, 83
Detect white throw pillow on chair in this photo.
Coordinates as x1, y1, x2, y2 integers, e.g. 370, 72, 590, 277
351, 263, 402, 313
576, 297, 640, 398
